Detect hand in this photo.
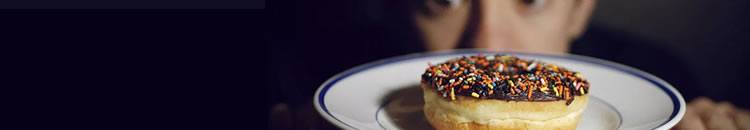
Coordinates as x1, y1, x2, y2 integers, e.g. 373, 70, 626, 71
674, 97, 750, 130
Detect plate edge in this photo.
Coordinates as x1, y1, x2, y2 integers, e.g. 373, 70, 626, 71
313, 49, 687, 130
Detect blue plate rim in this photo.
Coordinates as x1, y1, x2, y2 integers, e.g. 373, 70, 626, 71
313, 49, 686, 130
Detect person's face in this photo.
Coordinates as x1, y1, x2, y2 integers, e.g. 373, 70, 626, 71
415, 0, 595, 54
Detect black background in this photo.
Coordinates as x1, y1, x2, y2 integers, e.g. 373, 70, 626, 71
0, 0, 264, 9
1, 2, 267, 129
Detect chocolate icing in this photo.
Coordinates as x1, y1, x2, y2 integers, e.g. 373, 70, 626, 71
421, 54, 590, 105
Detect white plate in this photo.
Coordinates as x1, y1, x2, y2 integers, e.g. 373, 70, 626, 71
314, 50, 686, 130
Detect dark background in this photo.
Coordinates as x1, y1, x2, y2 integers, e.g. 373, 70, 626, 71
0, 1, 267, 129
592, 0, 750, 103
269, 1, 750, 128
0, 0, 264, 9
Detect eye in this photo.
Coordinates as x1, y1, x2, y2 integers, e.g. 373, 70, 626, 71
518, 0, 546, 12
519, 0, 547, 14
435, 0, 462, 7
420, 0, 464, 17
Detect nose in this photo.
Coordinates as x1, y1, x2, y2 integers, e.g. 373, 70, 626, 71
469, 0, 524, 52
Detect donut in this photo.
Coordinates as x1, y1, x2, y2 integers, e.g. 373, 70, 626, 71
420, 54, 590, 130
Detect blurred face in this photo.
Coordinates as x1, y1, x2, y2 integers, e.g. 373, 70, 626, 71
415, 0, 595, 54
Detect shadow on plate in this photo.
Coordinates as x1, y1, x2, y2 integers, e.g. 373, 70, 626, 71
378, 85, 624, 130
380, 84, 435, 130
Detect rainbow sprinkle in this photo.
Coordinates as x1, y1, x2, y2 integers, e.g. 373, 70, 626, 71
421, 54, 590, 105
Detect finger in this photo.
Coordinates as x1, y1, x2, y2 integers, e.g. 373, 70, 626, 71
674, 106, 706, 130
706, 102, 738, 130
690, 97, 715, 122
735, 109, 750, 130
690, 97, 714, 112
